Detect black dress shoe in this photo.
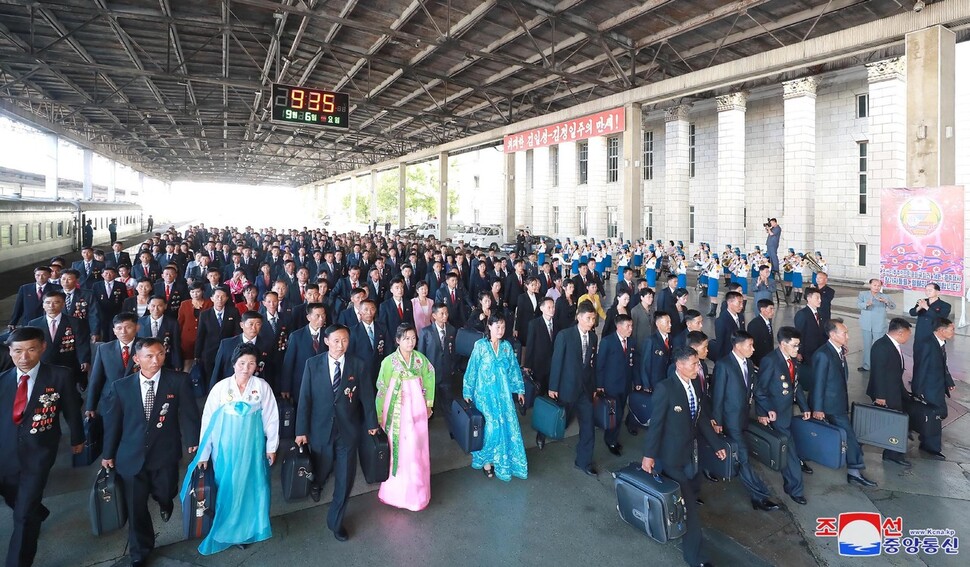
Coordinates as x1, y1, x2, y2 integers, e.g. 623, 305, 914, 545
333, 527, 349, 542
310, 486, 322, 503
703, 470, 720, 483
575, 464, 598, 476
800, 462, 813, 475
608, 444, 622, 456
882, 455, 913, 467
790, 495, 808, 505
919, 447, 946, 461
131, 560, 146, 567
847, 473, 878, 487
751, 499, 780, 511
536, 433, 546, 450
857, 367, 868, 372
627, 426, 639, 436
159, 508, 171, 523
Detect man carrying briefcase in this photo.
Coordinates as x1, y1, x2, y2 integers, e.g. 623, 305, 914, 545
866, 318, 913, 466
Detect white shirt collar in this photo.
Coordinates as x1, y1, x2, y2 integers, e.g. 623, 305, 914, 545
936, 336, 946, 347
733, 352, 747, 369
140, 369, 161, 384
888, 335, 902, 349
675, 373, 696, 397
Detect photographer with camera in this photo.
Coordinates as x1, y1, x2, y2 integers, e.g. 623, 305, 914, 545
765, 218, 781, 275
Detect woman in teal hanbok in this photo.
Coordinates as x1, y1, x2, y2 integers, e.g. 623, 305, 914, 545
463, 315, 528, 481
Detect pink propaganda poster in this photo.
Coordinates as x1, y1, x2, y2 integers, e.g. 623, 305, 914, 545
880, 186, 965, 296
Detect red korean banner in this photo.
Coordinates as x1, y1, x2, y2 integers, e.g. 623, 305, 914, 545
880, 186, 964, 296
503, 107, 625, 153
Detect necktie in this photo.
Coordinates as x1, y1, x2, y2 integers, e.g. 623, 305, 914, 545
13, 375, 28, 425
300, 284, 306, 301
165, 285, 171, 302
144, 379, 155, 421
439, 326, 446, 349
311, 333, 320, 353
741, 360, 749, 388
66, 293, 74, 312
152, 319, 159, 337
37, 286, 43, 300
547, 320, 553, 340
332, 360, 342, 396
941, 343, 947, 365
85, 261, 91, 273
106, 282, 111, 296
688, 383, 697, 420
581, 332, 589, 365
122, 345, 130, 368
451, 290, 456, 304
697, 368, 706, 392
664, 336, 669, 350
898, 346, 904, 371
216, 311, 223, 328
49, 318, 57, 339
815, 311, 820, 326
621, 337, 627, 353
397, 302, 403, 320
787, 357, 795, 381
767, 320, 772, 336
270, 316, 277, 333
367, 325, 375, 348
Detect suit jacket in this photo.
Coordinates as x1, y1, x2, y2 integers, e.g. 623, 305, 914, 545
425, 271, 445, 295
857, 291, 896, 333
63, 287, 101, 341
105, 251, 132, 269
348, 321, 391, 383
281, 326, 326, 399
378, 297, 415, 334
753, 348, 808, 429
537, 271, 559, 296
810, 342, 850, 415
712, 353, 757, 433
8, 282, 56, 327
193, 307, 242, 377
642, 375, 718, 471
630, 303, 654, 351
504, 273, 527, 308
746, 316, 774, 367
637, 332, 671, 390
867, 335, 907, 410
712, 309, 742, 361
524, 316, 559, 380
912, 335, 954, 414
154, 280, 190, 316
334, 277, 364, 307
416, 323, 458, 385
513, 293, 541, 345
28, 314, 91, 376
817, 285, 835, 322
0, 363, 84, 477
102, 369, 201, 477
209, 335, 277, 391
131, 261, 161, 282
72, 259, 106, 289
614, 278, 635, 301
909, 299, 952, 343
434, 286, 467, 328
596, 333, 637, 395
549, 326, 597, 404
654, 287, 676, 317
136, 315, 183, 369
93, 280, 127, 338
337, 306, 361, 329
295, 353, 379, 450
85, 340, 138, 413
793, 307, 826, 363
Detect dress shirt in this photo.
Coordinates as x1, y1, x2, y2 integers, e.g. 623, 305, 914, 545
16, 364, 40, 403
328, 354, 346, 388
139, 370, 161, 406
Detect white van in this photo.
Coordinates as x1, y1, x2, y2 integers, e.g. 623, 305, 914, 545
470, 225, 506, 250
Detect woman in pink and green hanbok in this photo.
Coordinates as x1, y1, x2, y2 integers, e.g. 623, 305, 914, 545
375, 323, 436, 511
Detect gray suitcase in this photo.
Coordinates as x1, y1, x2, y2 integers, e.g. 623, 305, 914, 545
744, 421, 788, 471
852, 402, 909, 452
612, 462, 687, 543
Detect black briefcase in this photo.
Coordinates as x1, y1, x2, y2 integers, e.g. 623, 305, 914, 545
446, 398, 485, 453
73, 415, 104, 467
627, 390, 653, 427
906, 394, 941, 435
359, 427, 391, 484
593, 394, 618, 430
744, 421, 788, 472
612, 462, 687, 544
182, 465, 217, 540
851, 402, 909, 452
281, 444, 314, 501
456, 328, 485, 358
278, 397, 296, 440
699, 435, 739, 481
89, 467, 127, 535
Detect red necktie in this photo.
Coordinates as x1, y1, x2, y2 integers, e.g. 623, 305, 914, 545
37, 286, 43, 300
787, 357, 795, 381
815, 312, 820, 326
13, 375, 28, 425
397, 302, 403, 319
622, 338, 627, 353
451, 290, 456, 304
664, 337, 669, 350
165, 285, 171, 302
697, 368, 706, 392
122, 345, 130, 368
312, 334, 320, 353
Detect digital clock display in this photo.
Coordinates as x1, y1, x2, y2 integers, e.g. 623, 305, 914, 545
271, 83, 350, 129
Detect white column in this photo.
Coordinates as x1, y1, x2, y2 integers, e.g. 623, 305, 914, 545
716, 92, 747, 248
533, 146, 551, 234
107, 161, 117, 202
622, 103, 643, 240
82, 149, 93, 200
503, 151, 515, 239
783, 77, 818, 254
46, 134, 59, 199
663, 105, 691, 241
586, 135, 608, 238
349, 177, 358, 224
438, 152, 449, 240
369, 171, 378, 224
558, 141, 578, 236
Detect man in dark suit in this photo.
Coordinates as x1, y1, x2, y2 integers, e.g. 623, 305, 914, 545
58, 269, 102, 343
815, 272, 835, 322
71, 247, 105, 289
193, 287, 241, 383
334, 266, 364, 310
366, 267, 386, 305
28, 290, 92, 386
754, 326, 812, 505
811, 319, 877, 487
504, 260, 528, 309
794, 287, 826, 390
672, 309, 703, 350
92, 265, 127, 339
136, 297, 182, 370
523, 297, 558, 448
295, 325, 379, 541
908, 283, 952, 343
105, 242, 132, 270
101, 338, 200, 567
866, 318, 913, 465
153, 267, 189, 317
635, 311, 672, 394
911, 317, 956, 460
424, 261, 446, 295
1, 327, 84, 567
7, 267, 55, 330
596, 314, 637, 455
613, 268, 636, 304
712, 330, 780, 511
131, 251, 161, 282
378, 278, 415, 333
571, 263, 594, 299
337, 288, 366, 328
85, 312, 140, 416
434, 273, 467, 328
641, 346, 725, 567
209, 311, 276, 391
513, 277, 542, 346
747, 299, 776, 367
712, 291, 744, 361
416, 303, 458, 412
281, 304, 327, 403
347, 300, 390, 388
653, 274, 679, 316
549, 302, 599, 476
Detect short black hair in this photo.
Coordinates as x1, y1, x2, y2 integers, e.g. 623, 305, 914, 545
241, 310, 263, 323
822, 318, 845, 337
112, 312, 139, 326
686, 331, 708, 348
6, 326, 45, 345
671, 346, 698, 364
757, 299, 774, 311
934, 317, 954, 332
776, 326, 801, 344
888, 318, 912, 334
615, 314, 633, 327
731, 330, 754, 346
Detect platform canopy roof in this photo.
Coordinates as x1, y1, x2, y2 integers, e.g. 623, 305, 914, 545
0, 0, 937, 185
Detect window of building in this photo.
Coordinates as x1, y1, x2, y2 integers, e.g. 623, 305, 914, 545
17, 224, 28, 244
57, 222, 65, 237
578, 206, 588, 235
688, 123, 696, 178
642, 131, 654, 181
552, 206, 560, 234
0, 225, 10, 247
34, 223, 42, 241
607, 136, 620, 183
607, 206, 618, 238
688, 206, 695, 244
858, 244, 867, 267
525, 149, 534, 190
856, 94, 869, 119
859, 142, 868, 214
46, 222, 53, 239
577, 141, 589, 185
644, 206, 654, 241
550, 145, 559, 187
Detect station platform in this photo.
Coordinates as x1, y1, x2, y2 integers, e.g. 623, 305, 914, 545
0, 277, 967, 567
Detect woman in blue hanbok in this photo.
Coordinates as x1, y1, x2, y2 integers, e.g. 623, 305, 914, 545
180, 343, 279, 555
463, 315, 528, 481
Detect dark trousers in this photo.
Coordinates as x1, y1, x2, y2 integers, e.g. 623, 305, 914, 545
918, 409, 944, 453
310, 439, 358, 532
566, 393, 595, 468
1, 469, 51, 567
725, 426, 773, 502
767, 249, 779, 274
121, 465, 177, 562
773, 423, 805, 498
604, 392, 627, 447
662, 466, 706, 566
825, 413, 865, 469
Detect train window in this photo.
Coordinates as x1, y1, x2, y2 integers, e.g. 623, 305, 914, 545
57, 222, 65, 237
18, 224, 28, 244
46, 223, 53, 239
1, 225, 10, 247
34, 223, 42, 241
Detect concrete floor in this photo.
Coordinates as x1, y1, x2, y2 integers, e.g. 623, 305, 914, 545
2, 280, 969, 567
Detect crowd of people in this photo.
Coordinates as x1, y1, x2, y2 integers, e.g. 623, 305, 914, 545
0, 220, 958, 567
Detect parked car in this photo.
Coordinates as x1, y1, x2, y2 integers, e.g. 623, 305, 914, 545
470, 225, 506, 251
